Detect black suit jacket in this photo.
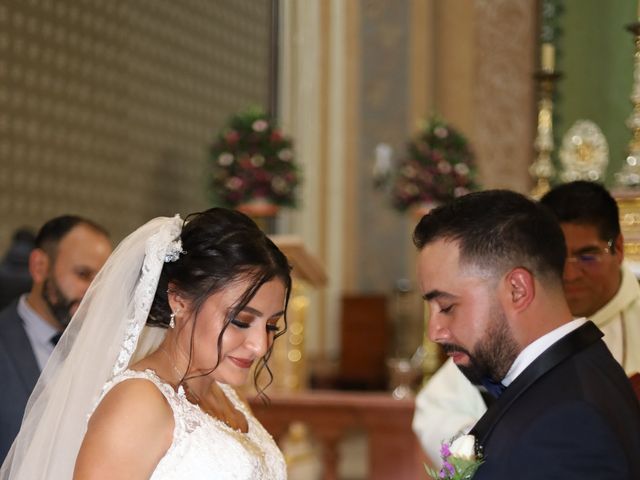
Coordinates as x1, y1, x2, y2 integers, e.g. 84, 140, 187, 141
470, 321, 640, 479
0, 300, 40, 462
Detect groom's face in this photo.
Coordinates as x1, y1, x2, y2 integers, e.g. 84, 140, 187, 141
418, 239, 519, 383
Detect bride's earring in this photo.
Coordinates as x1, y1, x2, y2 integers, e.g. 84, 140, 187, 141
169, 312, 176, 329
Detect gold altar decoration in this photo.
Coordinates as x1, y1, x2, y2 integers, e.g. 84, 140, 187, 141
268, 235, 327, 392
559, 120, 609, 182
419, 307, 442, 382
530, 43, 561, 199
616, 15, 640, 187
614, 191, 640, 266
612, 6, 640, 275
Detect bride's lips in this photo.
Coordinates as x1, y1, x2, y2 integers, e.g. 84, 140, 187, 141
228, 356, 254, 369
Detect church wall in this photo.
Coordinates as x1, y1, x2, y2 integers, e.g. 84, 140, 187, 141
0, 0, 270, 248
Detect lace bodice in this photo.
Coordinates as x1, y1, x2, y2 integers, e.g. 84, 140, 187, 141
98, 370, 287, 479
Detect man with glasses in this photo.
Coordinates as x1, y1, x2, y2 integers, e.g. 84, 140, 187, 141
540, 181, 639, 373
412, 181, 640, 467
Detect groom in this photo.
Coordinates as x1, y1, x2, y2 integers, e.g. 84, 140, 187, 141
414, 190, 640, 479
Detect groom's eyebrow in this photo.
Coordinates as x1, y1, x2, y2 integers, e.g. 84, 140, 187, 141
423, 290, 456, 301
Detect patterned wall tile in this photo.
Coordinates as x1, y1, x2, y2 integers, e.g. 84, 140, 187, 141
0, 0, 270, 248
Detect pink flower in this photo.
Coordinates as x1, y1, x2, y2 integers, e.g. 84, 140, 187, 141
454, 187, 469, 197
226, 177, 243, 190
454, 163, 469, 176
278, 148, 293, 162
218, 152, 234, 166
437, 161, 452, 174
252, 119, 269, 132
434, 126, 448, 138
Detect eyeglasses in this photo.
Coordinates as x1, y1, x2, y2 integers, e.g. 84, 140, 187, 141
565, 239, 614, 268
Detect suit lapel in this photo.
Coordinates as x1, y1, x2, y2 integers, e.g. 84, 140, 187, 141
0, 308, 41, 392
470, 321, 603, 444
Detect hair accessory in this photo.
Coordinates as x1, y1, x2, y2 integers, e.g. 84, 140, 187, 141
169, 312, 176, 329
164, 239, 186, 263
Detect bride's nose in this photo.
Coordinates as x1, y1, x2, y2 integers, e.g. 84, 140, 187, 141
246, 325, 269, 357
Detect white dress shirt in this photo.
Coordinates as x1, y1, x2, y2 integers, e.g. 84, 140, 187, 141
18, 294, 59, 370
502, 317, 587, 387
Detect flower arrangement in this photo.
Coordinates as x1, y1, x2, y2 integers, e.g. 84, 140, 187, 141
209, 108, 300, 209
390, 117, 479, 211
426, 435, 484, 480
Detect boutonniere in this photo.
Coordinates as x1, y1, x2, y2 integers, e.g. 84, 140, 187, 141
425, 434, 484, 480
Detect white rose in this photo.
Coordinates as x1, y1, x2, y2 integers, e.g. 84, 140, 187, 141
449, 435, 476, 461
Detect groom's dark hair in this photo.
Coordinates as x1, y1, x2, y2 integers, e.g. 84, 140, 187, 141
413, 190, 566, 286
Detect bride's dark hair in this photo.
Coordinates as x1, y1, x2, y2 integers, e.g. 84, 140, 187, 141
146, 207, 292, 396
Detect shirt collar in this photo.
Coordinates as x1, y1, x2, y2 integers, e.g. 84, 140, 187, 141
589, 262, 640, 328
18, 294, 59, 345
502, 317, 588, 387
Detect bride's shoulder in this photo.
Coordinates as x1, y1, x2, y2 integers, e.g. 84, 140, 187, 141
75, 372, 175, 478
90, 370, 175, 441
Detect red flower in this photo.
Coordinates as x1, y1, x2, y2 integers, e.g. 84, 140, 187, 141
225, 130, 240, 144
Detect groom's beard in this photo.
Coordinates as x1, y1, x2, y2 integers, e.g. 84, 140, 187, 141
444, 305, 519, 385
42, 277, 78, 328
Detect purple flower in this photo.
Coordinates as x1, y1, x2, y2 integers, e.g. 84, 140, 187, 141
438, 461, 455, 479
440, 442, 451, 458
444, 461, 455, 474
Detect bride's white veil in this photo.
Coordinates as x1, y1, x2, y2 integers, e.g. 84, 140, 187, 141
0, 215, 184, 480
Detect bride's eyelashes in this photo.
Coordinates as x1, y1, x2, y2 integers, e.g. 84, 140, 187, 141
230, 318, 281, 332
230, 318, 250, 329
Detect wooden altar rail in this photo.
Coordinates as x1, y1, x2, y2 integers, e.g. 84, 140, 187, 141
249, 390, 427, 480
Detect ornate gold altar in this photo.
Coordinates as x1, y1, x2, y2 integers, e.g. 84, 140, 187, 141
268, 235, 327, 392
613, 191, 640, 268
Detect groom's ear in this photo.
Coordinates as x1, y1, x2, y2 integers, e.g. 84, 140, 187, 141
502, 267, 535, 313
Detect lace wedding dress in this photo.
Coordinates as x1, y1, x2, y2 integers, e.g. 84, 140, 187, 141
99, 369, 286, 479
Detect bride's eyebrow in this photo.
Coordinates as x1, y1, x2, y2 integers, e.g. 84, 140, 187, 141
241, 306, 262, 316
240, 306, 285, 319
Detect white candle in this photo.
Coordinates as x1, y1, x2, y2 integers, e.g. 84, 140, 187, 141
541, 43, 555, 72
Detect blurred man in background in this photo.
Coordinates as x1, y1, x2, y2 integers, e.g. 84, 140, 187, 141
0, 229, 35, 310
0, 215, 111, 461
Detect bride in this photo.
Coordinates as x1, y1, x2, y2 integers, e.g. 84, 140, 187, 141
1, 208, 291, 479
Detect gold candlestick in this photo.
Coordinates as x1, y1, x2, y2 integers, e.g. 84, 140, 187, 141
615, 21, 640, 187
530, 43, 562, 199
